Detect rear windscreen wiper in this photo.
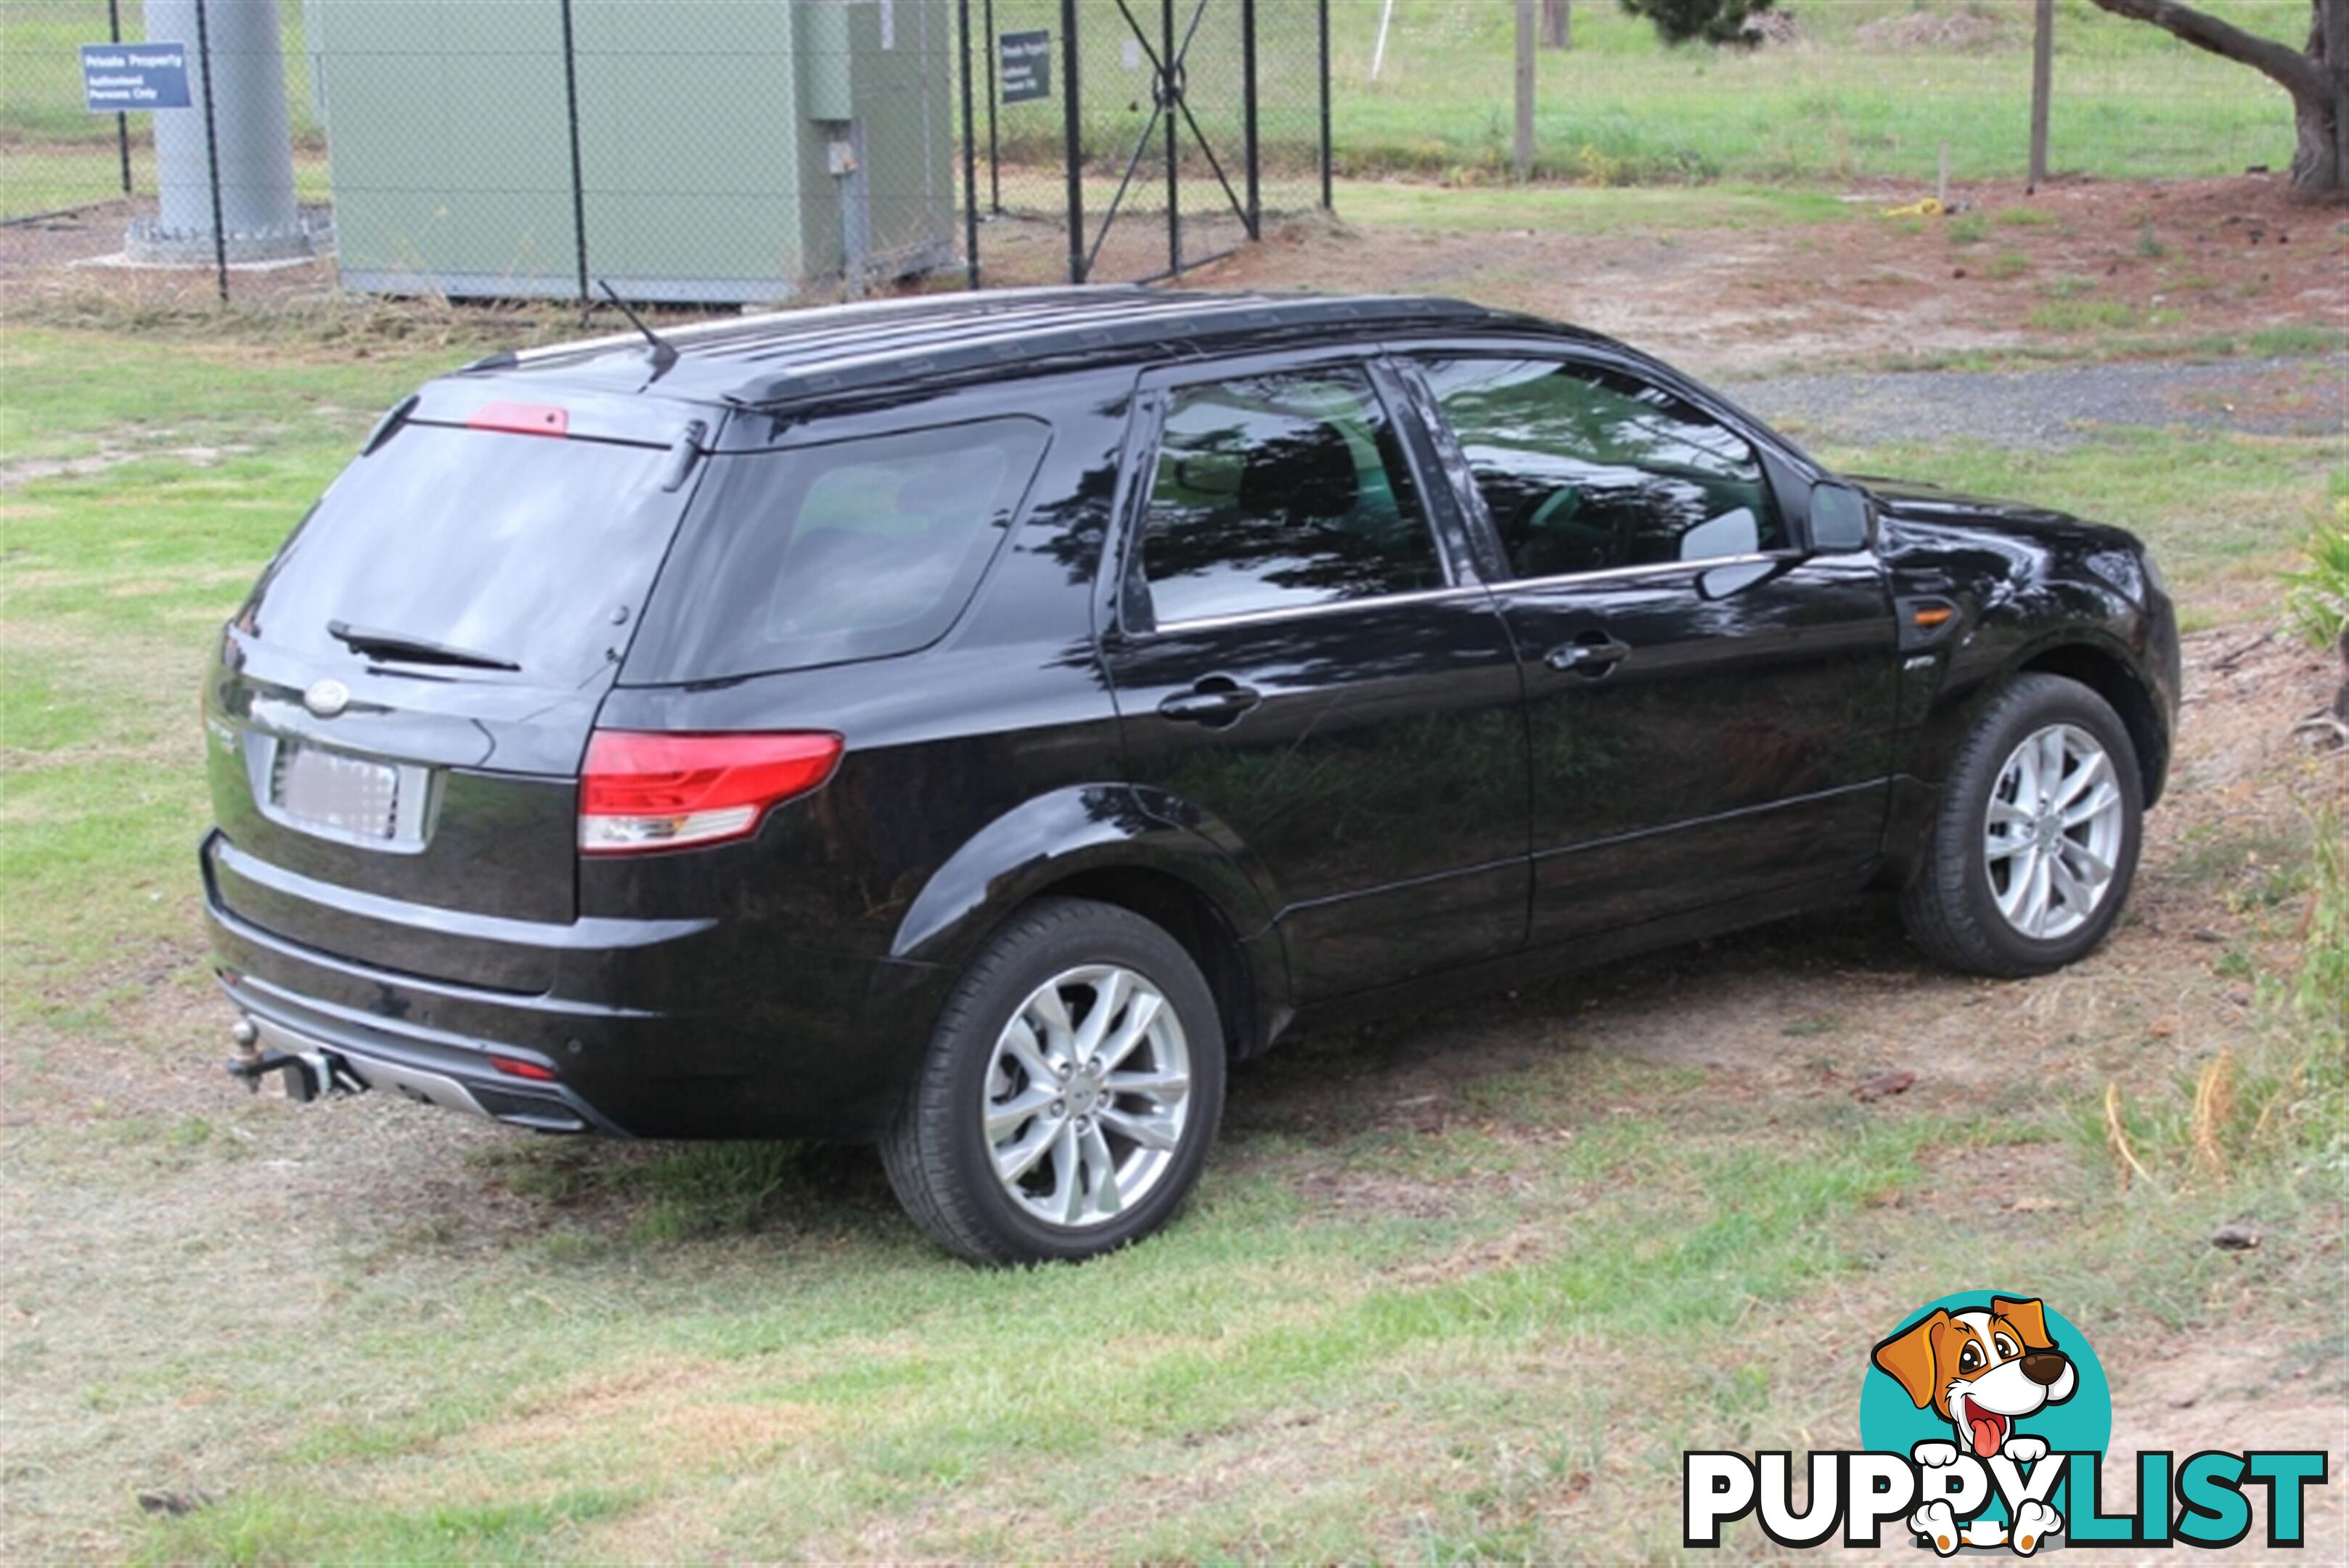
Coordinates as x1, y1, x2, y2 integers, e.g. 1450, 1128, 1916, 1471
327, 619, 520, 671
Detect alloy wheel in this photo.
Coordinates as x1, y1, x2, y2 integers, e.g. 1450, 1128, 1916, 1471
983, 964, 1193, 1228
1982, 722, 2127, 942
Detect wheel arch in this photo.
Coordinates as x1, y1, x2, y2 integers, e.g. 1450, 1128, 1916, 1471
2013, 637, 2168, 808
888, 785, 1291, 1059
1885, 630, 2167, 887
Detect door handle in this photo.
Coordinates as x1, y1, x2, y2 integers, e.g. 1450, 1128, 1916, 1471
1158, 679, 1262, 727
1545, 635, 1631, 677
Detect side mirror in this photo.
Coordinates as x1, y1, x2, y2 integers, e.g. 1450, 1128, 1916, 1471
1808, 481, 1874, 553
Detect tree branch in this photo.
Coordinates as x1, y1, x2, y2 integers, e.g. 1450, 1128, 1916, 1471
2085, 0, 2332, 102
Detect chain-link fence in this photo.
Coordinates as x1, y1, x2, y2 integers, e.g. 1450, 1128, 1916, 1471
970, 0, 1330, 286
1331, 0, 2303, 187
3, 1, 152, 224
0, 0, 2316, 304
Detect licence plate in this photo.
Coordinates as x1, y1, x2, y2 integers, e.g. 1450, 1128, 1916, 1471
272, 744, 400, 841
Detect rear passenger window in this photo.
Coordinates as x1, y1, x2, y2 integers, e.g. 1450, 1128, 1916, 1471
1137, 369, 1442, 627
628, 418, 1049, 681
1418, 358, 1784, 579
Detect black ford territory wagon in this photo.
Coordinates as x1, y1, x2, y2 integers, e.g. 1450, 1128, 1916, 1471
203, 288, 2178, 1262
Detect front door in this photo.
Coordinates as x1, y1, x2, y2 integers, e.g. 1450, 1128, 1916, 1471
1100, 359, 1529, 1002
1408, 351, 1899, 947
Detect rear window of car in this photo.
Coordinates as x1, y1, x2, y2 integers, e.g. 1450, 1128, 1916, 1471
244, 424, 685, 688
624, 417, 1051, 682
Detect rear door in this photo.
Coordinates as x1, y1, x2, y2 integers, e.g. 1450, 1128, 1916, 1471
203, 392, 708, 988
1098, 355, 1529, 1003
1402, 350, 1898, 946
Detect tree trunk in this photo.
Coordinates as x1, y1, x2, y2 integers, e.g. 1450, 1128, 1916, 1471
1543, 0, 1572, 49
2088, 0, 2348, 195
2295, 0, 2349, 190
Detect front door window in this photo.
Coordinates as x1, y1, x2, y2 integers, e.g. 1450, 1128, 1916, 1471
1416, 357, 1786, 580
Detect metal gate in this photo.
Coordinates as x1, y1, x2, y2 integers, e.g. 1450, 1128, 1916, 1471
957, 0, 1330, 287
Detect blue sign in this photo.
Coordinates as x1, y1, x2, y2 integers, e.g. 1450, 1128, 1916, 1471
82, 43, 191, 113
1000, 30, 1051, 105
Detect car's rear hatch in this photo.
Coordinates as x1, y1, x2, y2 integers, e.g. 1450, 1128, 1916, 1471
203, 378, 713, 991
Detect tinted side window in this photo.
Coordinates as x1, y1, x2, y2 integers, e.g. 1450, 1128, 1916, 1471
1418, 358, 1784, 579
629, 418, 1050, 682
1138, 369, 1442, 626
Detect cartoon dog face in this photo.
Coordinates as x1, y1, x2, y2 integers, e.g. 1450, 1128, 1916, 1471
1872, 1297, 2078, 1458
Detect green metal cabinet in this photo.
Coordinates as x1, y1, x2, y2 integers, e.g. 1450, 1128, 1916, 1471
315, 0, 957, 303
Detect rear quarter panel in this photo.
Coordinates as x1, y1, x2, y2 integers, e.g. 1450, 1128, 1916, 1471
587, 372, 1162, 1123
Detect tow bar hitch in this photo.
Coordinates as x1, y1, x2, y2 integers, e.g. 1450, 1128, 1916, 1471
224, 1017, 359, 1102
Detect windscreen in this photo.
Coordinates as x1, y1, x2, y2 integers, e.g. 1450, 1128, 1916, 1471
624, 417, 1050, 683
243, 424, 687, 689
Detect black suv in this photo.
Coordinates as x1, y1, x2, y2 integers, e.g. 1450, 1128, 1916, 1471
202, 288, 2178, 1262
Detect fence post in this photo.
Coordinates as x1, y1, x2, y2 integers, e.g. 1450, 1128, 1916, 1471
1162, 0, 1179, 275
1241, 0, 1259, 238
192, 0, 228, 301
1317, 0, 1331, 208
558, 0, 590, 303
2028, 0, 2053, 192
984, 0, 1000, 213
959, 0, 981, 288
109, 0, 131, 195
1061, 0, 1084, 282
1513, 0, 1535, 181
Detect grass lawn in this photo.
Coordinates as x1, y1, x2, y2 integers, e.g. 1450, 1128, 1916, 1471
1, 310, 2342, 1559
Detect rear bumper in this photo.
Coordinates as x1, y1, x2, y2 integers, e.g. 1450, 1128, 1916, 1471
226, 996, 624, 1134
200, 830, 949, 1140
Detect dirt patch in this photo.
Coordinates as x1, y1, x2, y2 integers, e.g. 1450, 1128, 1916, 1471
1201, 176, 2348, 379
0, 444, 250, 489
1855, 9, 2018, 52
9, 178, 2340, 383
459, 1360, 828, 1469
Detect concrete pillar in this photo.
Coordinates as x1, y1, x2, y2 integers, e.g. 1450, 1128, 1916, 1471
128, 0, 314, 263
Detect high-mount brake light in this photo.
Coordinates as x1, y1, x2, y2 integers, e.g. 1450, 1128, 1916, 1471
466, 402, 570, 438
579, 731, 843, 855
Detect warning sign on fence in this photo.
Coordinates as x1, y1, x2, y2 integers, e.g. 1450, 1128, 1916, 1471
81, 43, 191, 113
1000, 30, 1050, 106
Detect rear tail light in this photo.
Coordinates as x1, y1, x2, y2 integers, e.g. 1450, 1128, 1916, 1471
579, 730, 842, 855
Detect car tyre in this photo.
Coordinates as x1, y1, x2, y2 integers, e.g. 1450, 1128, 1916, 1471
881, 897, 1226, 1265
1901, 672, 2144, 978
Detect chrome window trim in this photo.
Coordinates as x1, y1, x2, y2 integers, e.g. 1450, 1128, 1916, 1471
1145, 580, 1497, 637
1495, 550, 1797, 593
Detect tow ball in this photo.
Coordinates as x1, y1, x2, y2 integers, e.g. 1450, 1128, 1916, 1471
223, 1018, 356, 1102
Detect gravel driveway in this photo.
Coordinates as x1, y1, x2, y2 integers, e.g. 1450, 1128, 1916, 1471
1725, 354, 2347, 450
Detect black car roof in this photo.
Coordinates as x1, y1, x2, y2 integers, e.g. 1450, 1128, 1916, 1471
459, 286, 1606, 409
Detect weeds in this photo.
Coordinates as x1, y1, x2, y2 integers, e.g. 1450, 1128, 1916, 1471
2281, 495, 2349, 650
2247, 324, 2349, 357
2096, 807, 2349, 1192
